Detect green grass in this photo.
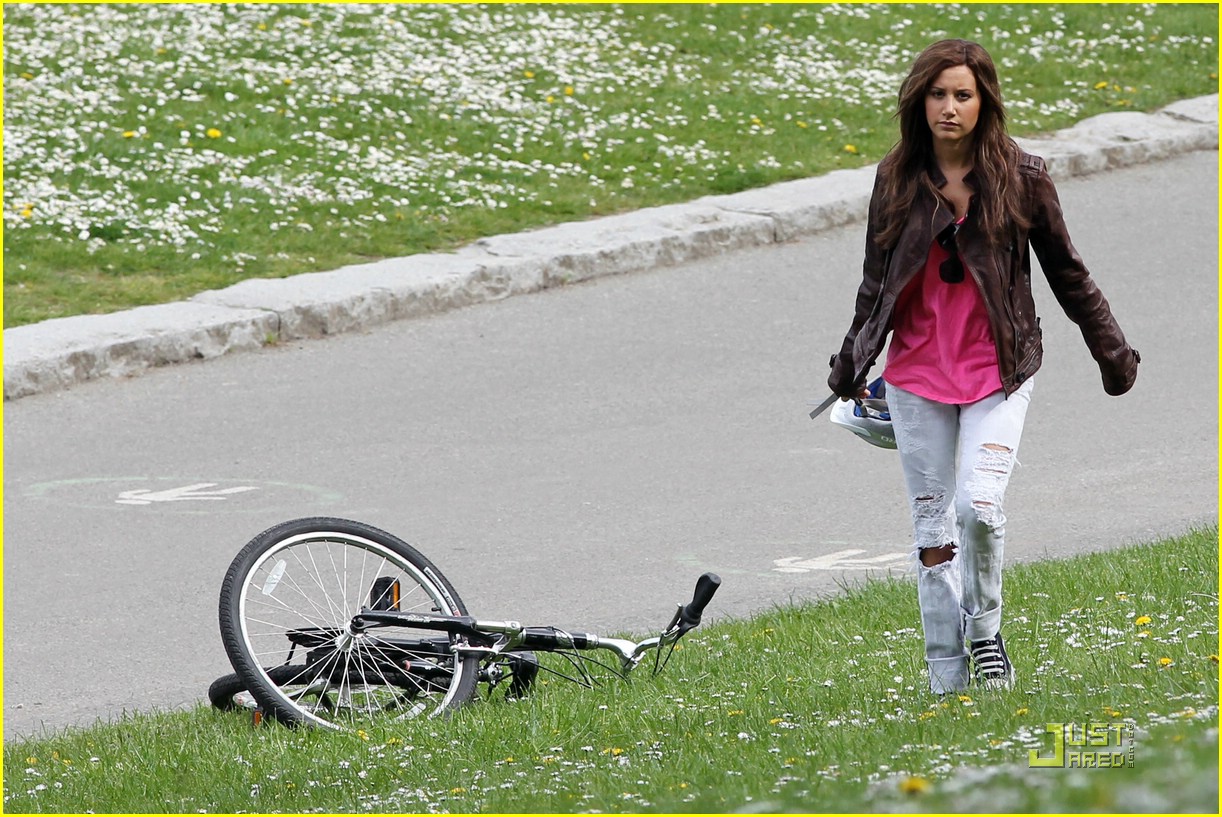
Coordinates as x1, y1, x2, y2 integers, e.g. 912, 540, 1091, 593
3, 3, 1218, 326
4, 527, 1217, 813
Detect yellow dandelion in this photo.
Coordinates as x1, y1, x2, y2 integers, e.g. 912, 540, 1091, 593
1015, 707, 1029, 716
600, 747, 625, 756
1104, 707, 1123, 718
283, 78, 294, 85
357, 729, 369, 740
1159, 657, 1173, 667
1134, 615, 1152, 626
843, 144, 859, 154
728, 709, 744, 716
546, 95, 555, 104
958, 694, 973, 703
25, 756, 37, 765
21, 71, 35, 80
257, 22, 267, 30
205, 128, 222, 139
1209, 654, 1219, 664
524, 70, 535, 79
565, 85, 574, 96
20, 206, 34, 218
898, 775, 931, 794
797, 121, 808, 128
1094, 80, 1110, 90
451, 786, 467, 794
123, 130, 138, 139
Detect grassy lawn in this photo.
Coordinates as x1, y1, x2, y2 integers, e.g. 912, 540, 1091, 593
4, 527, 1217, 813
3, 3, 1218, 326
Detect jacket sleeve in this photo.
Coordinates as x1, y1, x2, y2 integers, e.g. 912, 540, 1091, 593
828, 169, 889, 397
1027, 166, 1141, 396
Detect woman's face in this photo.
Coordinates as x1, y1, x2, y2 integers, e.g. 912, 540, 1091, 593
925, 64, 980, 145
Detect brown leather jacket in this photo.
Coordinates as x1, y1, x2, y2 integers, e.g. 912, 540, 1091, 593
828, 150, 1140, 399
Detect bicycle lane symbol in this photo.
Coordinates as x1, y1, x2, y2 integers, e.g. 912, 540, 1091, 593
674, 547, 909, 578
21, 477, 343, 513
772, 549, 909, 572
115, 482, 259, 505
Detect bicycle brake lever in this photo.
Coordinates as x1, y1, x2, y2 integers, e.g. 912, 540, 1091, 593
663, 605, 683, 636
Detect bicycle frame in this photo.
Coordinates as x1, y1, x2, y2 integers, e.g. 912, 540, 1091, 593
350, 609, 681, 673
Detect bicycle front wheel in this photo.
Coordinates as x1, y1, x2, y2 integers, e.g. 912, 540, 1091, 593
218, 517, 480, 729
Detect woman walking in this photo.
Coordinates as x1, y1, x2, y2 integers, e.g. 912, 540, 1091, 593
827, 39, 1140, 694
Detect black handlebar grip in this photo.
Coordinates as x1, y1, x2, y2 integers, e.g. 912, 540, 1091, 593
678, 572, 721, 631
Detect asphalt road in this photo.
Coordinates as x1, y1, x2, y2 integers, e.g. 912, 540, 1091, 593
3, 150, 1217, 740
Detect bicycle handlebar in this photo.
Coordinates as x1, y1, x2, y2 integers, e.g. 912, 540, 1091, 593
675, 572, 721, 634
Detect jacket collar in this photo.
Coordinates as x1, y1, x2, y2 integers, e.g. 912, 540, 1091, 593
927, 160, 981, 191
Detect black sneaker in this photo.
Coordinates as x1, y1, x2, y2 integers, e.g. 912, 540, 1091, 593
969, 633, 1014, 690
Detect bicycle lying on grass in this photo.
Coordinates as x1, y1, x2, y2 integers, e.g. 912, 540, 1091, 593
209, 517, 721, 730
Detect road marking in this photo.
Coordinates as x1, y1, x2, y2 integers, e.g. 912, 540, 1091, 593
24, 477, 342, 513
115, 482, 260, 505
773, 548, 909, 573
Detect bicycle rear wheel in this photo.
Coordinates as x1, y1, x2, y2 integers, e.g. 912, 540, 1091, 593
218, 517, 480, 729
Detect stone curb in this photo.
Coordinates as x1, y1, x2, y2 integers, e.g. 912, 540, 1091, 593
4, 95, 1216, 400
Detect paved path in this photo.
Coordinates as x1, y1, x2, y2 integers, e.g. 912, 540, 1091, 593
4, 96, 1217, 400
4, 147, 1217, 740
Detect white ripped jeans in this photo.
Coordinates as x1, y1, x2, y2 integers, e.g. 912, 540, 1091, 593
887, 378, 1034, 693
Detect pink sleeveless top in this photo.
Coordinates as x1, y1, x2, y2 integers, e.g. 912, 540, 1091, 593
883, 224, 1002, 404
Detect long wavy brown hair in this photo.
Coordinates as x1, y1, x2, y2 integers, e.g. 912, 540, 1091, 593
873, 39, 1029, 248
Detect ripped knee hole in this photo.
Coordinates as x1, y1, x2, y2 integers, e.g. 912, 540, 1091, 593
919, 543, 956, 567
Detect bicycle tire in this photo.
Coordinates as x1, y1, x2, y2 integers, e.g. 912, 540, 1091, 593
218, 517, 480, 729
208, 665, 303, 711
